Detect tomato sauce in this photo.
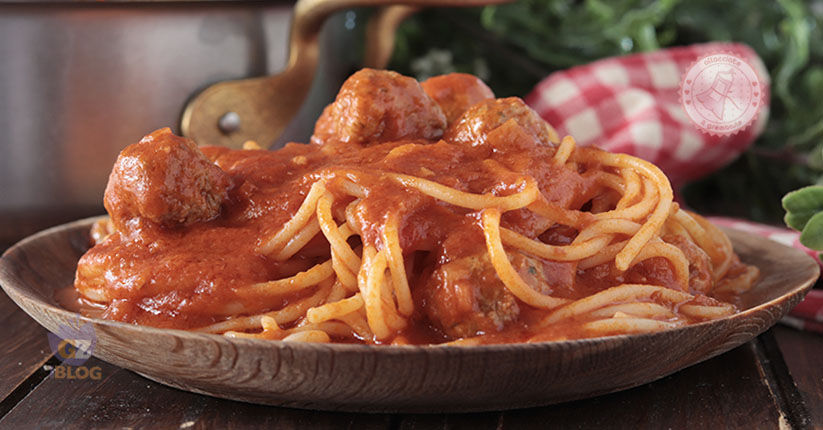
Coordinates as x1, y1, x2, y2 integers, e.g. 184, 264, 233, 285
71, 69, 733, 344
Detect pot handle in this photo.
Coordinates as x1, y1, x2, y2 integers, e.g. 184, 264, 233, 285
181, 0, 513, 149
363, 5, 418, 69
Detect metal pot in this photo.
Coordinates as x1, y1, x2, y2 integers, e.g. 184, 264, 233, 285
0, 0, 507, 246
0, 1, 373, 246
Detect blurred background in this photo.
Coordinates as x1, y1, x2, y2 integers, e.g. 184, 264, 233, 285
0, 0, 363, 247
1, 0, 821, 248
387, 0, 823, 225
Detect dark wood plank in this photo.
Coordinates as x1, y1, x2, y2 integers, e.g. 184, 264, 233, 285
397, 412, 501, 430
0, 291, 52, 402
0, 208, 102, 250
754, 330, 813, 429
773, 325, 823, 426
0, 357, 392, 430
493, 341, 783, 430
0, 335, 805, 429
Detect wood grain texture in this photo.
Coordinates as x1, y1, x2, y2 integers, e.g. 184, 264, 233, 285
773, 325, 823, 426
497, 341, 783, 430
0, 357, 394, 430
0, 218, 818, 413
0, 289, 52, 402
0, 338, 790, 429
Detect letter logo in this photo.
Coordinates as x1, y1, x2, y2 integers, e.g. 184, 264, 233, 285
680, 52, 764, 136
47, 318, 97, 366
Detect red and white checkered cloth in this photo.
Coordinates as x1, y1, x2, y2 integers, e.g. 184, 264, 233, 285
525, 42, 770, 188
524, 42, 821, 333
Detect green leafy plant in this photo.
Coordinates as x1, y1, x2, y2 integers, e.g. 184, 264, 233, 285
783, 186, 823, 253
390, 0, 823, 224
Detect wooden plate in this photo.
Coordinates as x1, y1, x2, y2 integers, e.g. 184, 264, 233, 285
0, 217, 818, 413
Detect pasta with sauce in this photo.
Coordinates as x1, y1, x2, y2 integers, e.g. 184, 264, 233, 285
71, 69, 758, 345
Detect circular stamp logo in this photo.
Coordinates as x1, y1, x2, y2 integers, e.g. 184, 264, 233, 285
47, 318, 97, 366
680, 52, 763, 136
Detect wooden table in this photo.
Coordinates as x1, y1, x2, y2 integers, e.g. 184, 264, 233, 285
1, 241, 822, 429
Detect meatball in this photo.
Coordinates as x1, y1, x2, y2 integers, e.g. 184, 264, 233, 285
421, 73, 494, 125
663, 233, 713, 294
311, 68, 447, 146
421, 253, 519, 339
443, 97, 560, 147
104, 128, 232, 230
421, 251, 573, 339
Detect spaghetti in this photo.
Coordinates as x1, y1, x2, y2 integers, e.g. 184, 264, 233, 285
72, 69, 758, 345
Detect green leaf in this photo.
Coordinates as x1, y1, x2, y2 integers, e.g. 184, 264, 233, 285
785, 212, 815, 232
799, 210, 823, 250
782, 185, 823, 230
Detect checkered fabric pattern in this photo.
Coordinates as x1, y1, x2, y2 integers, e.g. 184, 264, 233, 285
523, 43, 823, 332
525, 42, 771, 188
709, 217, 823, 333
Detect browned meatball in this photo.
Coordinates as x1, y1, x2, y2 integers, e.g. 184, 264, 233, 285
104, 128, 232, 230
421, 73, 494, 125
421, 253, 519, 339
663, 233, 713, 294
311, 68, 447, 146
443, 97, 559, 147
420, 251, 573, 339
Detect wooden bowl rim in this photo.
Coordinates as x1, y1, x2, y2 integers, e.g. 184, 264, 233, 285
1, 216, 819, 356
